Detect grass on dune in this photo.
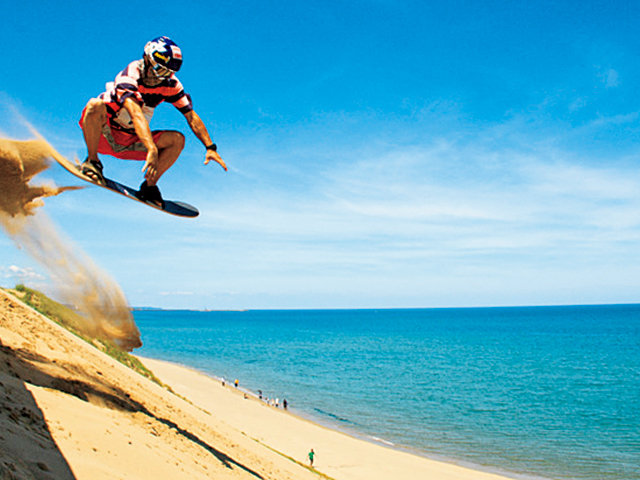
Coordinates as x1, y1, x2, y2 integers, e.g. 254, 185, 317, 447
6, 284, 162, 386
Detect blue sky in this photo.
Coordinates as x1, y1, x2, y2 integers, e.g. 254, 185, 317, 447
2, 0, 640, 309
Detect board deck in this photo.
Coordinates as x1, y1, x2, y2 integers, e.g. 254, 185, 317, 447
53, 156, 199, 218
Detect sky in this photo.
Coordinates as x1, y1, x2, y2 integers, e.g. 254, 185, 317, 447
2, 0, 640, 309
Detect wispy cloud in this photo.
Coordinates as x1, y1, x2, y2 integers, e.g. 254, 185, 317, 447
172, 109, 640, 306
598, 67, 620, 88
0, 265, 47, 285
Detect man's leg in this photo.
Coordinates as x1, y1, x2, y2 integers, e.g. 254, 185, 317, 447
81, 99, 107, 161
80, 99, 107, 182
146, 130, 185, 186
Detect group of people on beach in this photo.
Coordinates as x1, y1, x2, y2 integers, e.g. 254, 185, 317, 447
257, 389, 288, 409
222, 380, 288, 410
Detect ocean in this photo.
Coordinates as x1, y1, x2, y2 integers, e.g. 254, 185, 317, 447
135, 305, 640, 480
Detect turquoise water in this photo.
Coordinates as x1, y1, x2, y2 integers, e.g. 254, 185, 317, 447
135, 306, 640, 480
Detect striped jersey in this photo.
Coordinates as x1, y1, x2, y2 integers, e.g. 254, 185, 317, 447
99, 60, 193, 133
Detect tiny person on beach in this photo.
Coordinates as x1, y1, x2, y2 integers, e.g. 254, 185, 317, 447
308, 449, 315, 467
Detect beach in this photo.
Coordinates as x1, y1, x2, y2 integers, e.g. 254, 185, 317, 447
141, 357, 515, 480
0, 288, 515, 480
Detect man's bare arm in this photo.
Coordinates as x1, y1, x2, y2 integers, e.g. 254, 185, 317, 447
123, 98, 160, 182
184, 110, 227, 171
123, 98, 156, 152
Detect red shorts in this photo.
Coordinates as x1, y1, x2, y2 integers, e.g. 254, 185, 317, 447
79, 107, 163, 161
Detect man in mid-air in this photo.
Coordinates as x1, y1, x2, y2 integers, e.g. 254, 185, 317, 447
79, 36, 226, 207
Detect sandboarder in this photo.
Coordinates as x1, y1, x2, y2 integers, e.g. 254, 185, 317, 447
79, 36, 226, 208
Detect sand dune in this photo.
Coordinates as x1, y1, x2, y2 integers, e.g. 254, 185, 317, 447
0, 287, 515, 480
0, 288, 318, 479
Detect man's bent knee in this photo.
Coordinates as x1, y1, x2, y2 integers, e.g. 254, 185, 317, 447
83, 99, 107, 123
157, 130, 185, 150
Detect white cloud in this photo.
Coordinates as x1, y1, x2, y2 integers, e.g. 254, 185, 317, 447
0, 265, 46, 284
605, 68, 620, 88
595, 66, 621, 89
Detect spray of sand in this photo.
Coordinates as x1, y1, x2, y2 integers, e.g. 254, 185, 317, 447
0, 137, 142, 351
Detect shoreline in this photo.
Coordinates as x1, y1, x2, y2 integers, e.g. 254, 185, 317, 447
138, 355, 519, 480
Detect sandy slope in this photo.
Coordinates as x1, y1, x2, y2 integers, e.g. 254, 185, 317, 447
0, 289, 317, 480
0, 288, 514, 480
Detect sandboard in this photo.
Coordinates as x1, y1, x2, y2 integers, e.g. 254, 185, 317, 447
53, 156, 199, 218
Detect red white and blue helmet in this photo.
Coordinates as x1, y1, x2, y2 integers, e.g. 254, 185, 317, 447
143, 36, 183, 75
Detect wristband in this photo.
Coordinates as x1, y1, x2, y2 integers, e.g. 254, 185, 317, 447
206, 143, 217, 152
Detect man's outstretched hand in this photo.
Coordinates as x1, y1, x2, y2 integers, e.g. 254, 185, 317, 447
205, 149, 227, 171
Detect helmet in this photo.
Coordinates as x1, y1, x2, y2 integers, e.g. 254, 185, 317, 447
143, 36, 183, 76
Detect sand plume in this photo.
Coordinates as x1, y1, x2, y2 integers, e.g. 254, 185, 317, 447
0, 139, 79, 218
0, 137, 142, 351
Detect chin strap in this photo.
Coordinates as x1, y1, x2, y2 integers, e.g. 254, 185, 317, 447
138, 58, 165, 87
